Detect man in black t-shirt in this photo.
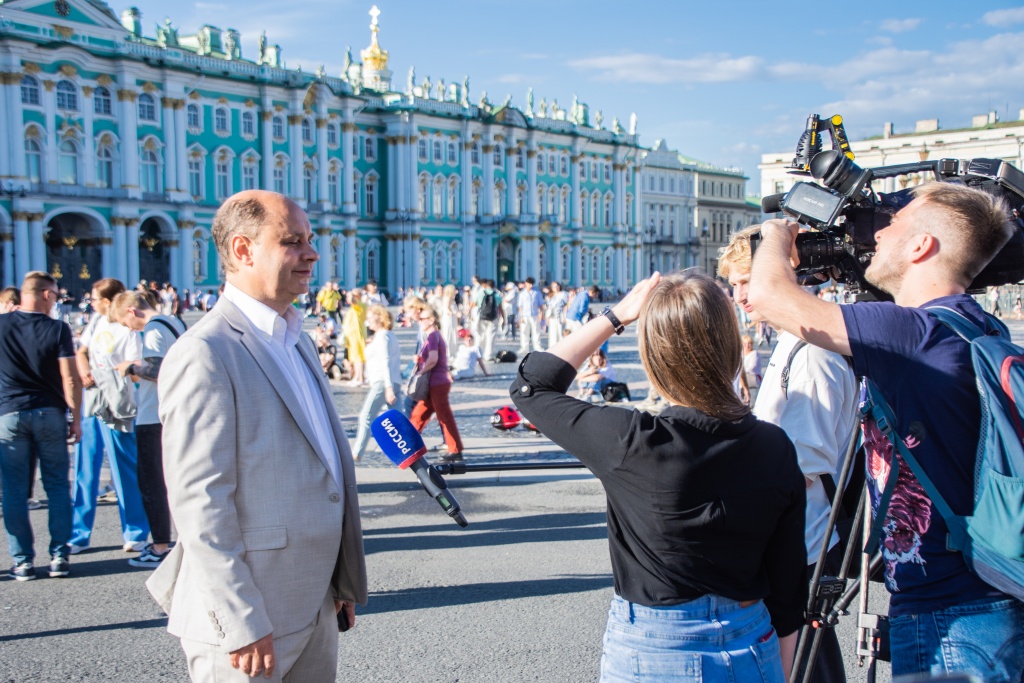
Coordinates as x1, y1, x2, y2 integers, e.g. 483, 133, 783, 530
750, 183, 1023, 680
0, 272, 82, 582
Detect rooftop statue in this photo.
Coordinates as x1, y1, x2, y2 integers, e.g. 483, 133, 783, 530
526, 88, 534, 116
538, 97, 547, 118
461, 76, 470, 106
438, 79, 445, 101
342, 47, 353, 78
407, 66, 415, 94
595, 110, 603, 128
422, 75, 431, 98
612, 117, 623, 134
629, 112, 637, 135
224, 29, 240, 60
156, 17, 178, 47
502, 94, 512, 108
258, 31, 267, 62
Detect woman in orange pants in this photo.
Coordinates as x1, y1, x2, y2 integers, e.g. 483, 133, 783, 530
409, 305, 464, 463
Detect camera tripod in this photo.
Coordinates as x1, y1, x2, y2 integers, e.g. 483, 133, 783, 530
791, 408, 889, 683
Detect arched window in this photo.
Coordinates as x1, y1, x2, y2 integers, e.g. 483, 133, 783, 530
547, 154, 557, 176
273, 154, 288, 194
55, 80, 78, 111
58, 138, 79, 184
303, 165, 316, 201
470, 141, 481, 165
447, 142, 457, 165
516, 185, 526, 215
494, 181, 505, 216
515, 148, 525, 170
420, 241, 431, 282
548, 187, 557, 217
581, 245, 588, 282
364, 137, 376, 161
241, 110, 255, 137
432, 177, 443, 217
537, 153, 545, 175
140, 149, 159, 192
434, 245, 446, 284
328, 162, 341, 205
590, 193, 599, 227
561, 245, 570, 281
432, 140, 443, 164
560, 155, 569, 176
536, 184, 547, 215
591, 249, 600, 284
604, 248, 614, 283
193, 229, 208, 282
94, 86, 112, 115
214, 107, 229, 134
188, 149, 205, 198
327, 122, 338, 146
418, 139, 428, 161
625, 194, 633, 226
215, 155, 232, 200
447, 178, 457, 217
471, 182, 480, 217
138, 93, 157, 122
96, 145, 114, 188
272, 114, 285, 140
187, 103, 201, 130
365, 175, 378, 215
20, 76, 40, 105
604, 195, 613, 227
25, 136, 43, 183
366, 241, 380, 281
538, 241, 547, 280
560, 188, 570, 224
418, 176, 428, 213
302, 118, 314, 144
493, 144, 503, 168
241, 156, 258, 191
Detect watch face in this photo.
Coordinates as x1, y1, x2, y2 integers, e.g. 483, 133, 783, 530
55, 0, 71, 17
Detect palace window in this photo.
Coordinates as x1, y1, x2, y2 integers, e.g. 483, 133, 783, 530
560, 155, 568, 176
590, 193, 599, 227
493, 144, 503, 168
188, 158, 203, 197
590, 162, 599, 182
214, 107, 229, 134
303, 166, 315, 202
366, 175, 378, 215
327, 122, 338, 147
367, 242, 379, 281
20, 76, 40, 105
432, 140, 443, 164
579, 162, 586, 180
56, 81, 78, 111
94, 86, 112, 115
187, 103, 201, 130
418, 176, 427, 213
471, 183, 480, 217
561, 246, 570, 280
241, 111, 255, 137
418, 139, 428, 161
560, 188, 570, 224
302, 118, 314, 145
328, 166, 340, 205
625, 166, 632, 184
470, 141, 480, 165
537, 153, 545, 175
25, 137, 42, 183
138, 93, 157, 122
592, 250, 600, 283
604, 249, 613, 282
548, 187, 557, 217
603, 163, 611, 183
193, 232, 207, 282
213, 159, 230, 200
140, 149, 160, 193
272, 160, 286, 194
515, 148, 524, 170
516, 185, 525, 215
494, 182, 505, 215
96, 146, 114, 189
242, 161, 257, 191
547, 155, 556, 176
272, 114, 285, 140
447, 142, 457, 165
432, 178, 443, 217
353, 174, 360, 211
604, 195, 612, 226
364, 137, 376, 162
352, 134, 360, 159
447, 178, 457, 217
58, 139, 79, 184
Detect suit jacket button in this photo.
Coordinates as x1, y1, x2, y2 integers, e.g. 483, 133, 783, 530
208, 611, 216, 617
217, 632, 226, 639
329, 493, 340, 502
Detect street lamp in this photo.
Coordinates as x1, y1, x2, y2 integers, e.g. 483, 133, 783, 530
701, 223, 710, 274
645, 219, 657, 276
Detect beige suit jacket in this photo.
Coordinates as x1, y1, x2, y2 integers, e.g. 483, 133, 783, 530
146, 298, 367, 652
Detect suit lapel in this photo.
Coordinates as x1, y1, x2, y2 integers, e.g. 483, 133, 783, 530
295, 333, 355, 466
221, 300, 336, 478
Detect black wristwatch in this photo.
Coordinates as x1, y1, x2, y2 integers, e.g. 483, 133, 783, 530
601, 306, 625, 335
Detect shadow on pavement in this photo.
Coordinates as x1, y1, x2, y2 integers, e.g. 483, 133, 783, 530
0, 617, 167, 643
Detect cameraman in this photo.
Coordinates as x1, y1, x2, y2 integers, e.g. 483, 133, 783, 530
749, 182, 1023, 680
720, 226, 857, 683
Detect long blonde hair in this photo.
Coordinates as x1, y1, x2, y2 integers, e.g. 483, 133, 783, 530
637, 271, 748, 421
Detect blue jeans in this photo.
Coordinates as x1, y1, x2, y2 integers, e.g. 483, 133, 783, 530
71, 416, 149, 547
0, 408, 73, 564
599, 594, 784, 682
352, 381, 403, 459
890, 597, 1024, 682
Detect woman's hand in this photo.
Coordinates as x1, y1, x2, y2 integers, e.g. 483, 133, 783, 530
611, 273, 662, 327
385, 386, 396, 405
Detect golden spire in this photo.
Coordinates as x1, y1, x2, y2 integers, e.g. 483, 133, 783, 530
360, 5, 389, 72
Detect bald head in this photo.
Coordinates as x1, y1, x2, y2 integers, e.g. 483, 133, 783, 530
212, 191, 303, 274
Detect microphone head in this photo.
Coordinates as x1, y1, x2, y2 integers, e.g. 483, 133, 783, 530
371, 410, 427, 469
761, 192, 786, 214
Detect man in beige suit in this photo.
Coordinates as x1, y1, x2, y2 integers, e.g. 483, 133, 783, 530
147, 190, 367, 681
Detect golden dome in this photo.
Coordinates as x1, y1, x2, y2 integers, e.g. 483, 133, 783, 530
360, 5, 389, 72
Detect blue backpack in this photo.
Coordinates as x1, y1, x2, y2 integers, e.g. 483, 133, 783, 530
862, 305, 1024, 601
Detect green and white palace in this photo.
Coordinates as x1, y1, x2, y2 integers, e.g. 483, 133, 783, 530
0, 1, 753, 297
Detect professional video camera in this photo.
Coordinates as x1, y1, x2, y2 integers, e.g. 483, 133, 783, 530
754, 113, 1024, 298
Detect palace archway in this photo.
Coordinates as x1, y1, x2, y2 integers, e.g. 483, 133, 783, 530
45, 212, 104, 301
138, 216, 173, 285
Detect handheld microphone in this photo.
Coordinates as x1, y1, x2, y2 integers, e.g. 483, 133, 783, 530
761, 192, 786, 214
371, 410, 468, 527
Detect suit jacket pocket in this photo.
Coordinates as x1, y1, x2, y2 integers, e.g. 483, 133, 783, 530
240, 526, 287, 551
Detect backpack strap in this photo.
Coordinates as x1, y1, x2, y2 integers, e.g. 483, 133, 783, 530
926, 305, 1008, 341
781, 340, 807, 400
147, 317, 181, 340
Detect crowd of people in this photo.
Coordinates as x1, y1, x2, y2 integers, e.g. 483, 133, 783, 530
2, 180, 1023, 682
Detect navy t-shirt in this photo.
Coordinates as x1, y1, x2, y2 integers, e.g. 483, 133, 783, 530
0, 311, 76, 415
843, 294, 1004, 616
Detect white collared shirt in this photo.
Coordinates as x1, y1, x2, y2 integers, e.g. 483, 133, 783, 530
222, 283, 344, 497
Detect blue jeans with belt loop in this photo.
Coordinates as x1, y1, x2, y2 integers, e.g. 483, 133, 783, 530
599, 594, 784, 683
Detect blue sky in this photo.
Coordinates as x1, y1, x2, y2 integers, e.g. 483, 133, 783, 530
121, 0, 1024, 193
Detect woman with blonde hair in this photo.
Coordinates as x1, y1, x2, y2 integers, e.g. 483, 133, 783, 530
409, 304, 464, 463
440, 284, 459, 352
351, 305, 403, 460
511, 271, 806, 682
342, 288, 367, 386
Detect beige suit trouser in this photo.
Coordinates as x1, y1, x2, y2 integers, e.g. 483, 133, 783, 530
180, 591, 338, 683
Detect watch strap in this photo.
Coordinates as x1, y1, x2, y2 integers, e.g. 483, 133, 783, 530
601, 306, 625, 335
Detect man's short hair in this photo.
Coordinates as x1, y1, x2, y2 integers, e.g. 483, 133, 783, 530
0, 286, 21, 306
109, 290, 152, 323
912, 182, 1014, 287
211, 195, 268, 274
525, 277, 535, 286
21, 271, 56, 293
717, 225, 762, 279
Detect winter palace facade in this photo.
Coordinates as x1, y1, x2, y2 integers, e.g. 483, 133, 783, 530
0, 0, 753, 297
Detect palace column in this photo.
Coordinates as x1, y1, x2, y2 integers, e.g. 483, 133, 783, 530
481, 142, 494, 217
260, 109, 274, 189
0, 72, 14, 178
317, 226, 332, 285
162, 97, 177, 192
572, 234, 583, 286
570, 153, 582, 229
316, 118, 329, 204
13, 212, 29, 283
410, 223, 421, 289
81, 88, 96, 186
42, 80, 57, 182
5, 71, 26, 179
177, 219, 195, 289
552, 234, 563, 283
526, 147, 538, 217
461, 136, 475, 280
385, 234, 397, 293
174, 100, 188, 194
110, 217, 127, 283
28, 213, 45, 272
168, 236, 180, 291
343, 227, 357, 289
385, 135, 397, 212
117, 88, 139, 192
341, 122, 356, 214
1, 233, 12, 287
288, 113, 304, 201
126, 218, 140, 286
505, 145, 518, 218
99, 235, 113, 280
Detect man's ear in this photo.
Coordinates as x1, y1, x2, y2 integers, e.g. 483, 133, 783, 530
908, 232, 939, 264
229, 234, 254, 268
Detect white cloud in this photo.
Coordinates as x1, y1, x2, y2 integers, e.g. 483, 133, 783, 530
568, 52, 765, 84
880, 18, 922, 33
982, 7, 1024, 26
497, 73, 530, 84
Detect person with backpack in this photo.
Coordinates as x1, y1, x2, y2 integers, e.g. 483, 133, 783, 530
474, 279, 500, 361
750, 182, 1024, 681
721, 226, 857, 683
109, 290, 185, 569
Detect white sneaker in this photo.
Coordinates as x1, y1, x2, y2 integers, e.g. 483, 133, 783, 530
27, 498, 43, 510
123, 541, 147, 552
68, 543, 88, 555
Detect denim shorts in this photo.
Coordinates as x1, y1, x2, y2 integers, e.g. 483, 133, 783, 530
599, 594, 784, 682
889, 596, 1024, 682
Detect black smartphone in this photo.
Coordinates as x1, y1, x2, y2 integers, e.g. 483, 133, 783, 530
337, 607, 350, 632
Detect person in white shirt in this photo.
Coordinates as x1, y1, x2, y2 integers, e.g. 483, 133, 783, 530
450, 330, 489, 380
575, 349, 616, 401
719, 226, 857, 683
109, 290, 185, 569
351, 305, 403, 460
364, 280, 388, 307
69, 278, 150, 555
517, 277, 545, 354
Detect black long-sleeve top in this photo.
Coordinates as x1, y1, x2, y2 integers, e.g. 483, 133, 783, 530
511, 352, 808, 636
